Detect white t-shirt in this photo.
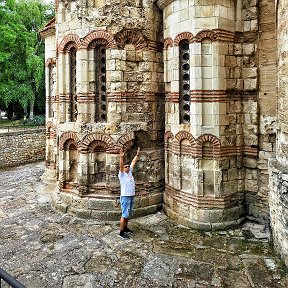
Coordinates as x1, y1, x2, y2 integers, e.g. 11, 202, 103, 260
118, 166, 135, 196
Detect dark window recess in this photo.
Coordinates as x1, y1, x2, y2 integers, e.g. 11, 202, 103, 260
95, 46, 107, 122
48, 64, 54, 118
179, 40, 190, 124
69, 47, 77, 122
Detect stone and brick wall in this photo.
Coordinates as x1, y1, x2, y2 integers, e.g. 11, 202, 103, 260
39, 0, 287, 261
269, 0, 288, 267
0, 128, 46, 168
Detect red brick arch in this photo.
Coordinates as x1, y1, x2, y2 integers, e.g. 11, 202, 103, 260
164, 131, 174, 151
195, 30, 218, 42
164, 37, 173, 49
174, 32, 194, 46
46, 121, 55, 131
196, 134, 220, 158
58, 34, 82, 53
59, 132, 80, 150
114, 29, 148, 50
81, 133, 115, 152
196, 134, 220, 150
172, 131, 196, 155
81, 30, 117, 49
45, 58, 56, 67
174, 131, 196, 146
116, 132, 135, 151
46, 121, 56, 139
164, 131, 174, 143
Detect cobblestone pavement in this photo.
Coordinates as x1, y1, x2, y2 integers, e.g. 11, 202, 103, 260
0, 162, 288, 288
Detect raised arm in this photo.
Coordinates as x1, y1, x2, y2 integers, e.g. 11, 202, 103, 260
119, 149, 125, 173
131, 147, 140, 169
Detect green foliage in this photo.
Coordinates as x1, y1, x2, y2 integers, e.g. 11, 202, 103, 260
0, 0, 54, 118
0, 114, 45, 127
21, 114, 45, 126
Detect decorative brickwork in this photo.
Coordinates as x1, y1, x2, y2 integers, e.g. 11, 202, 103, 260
58, 34, 81, 53
174, 32, 194, 46
45, 57, 56, 67
59, 132, 80, 150
80, 133, 115, 152
81, 30, 117, 49
163, 37, 173, 49
114, 29, 148, 50
46, 121, 56, 139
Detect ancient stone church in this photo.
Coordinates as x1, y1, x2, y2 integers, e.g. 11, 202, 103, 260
40, 0, 288, 265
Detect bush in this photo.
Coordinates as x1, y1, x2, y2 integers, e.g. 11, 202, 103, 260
21, 115, 45, 126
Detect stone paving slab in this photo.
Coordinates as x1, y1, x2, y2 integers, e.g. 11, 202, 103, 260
0, 162, 287, 288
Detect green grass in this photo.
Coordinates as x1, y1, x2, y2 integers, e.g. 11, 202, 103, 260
0, 119, 23, 127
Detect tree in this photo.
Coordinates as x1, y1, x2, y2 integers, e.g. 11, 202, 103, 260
0, 0, 54, 119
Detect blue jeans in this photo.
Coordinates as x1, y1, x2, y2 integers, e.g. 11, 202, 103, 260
120, 196, 134, 218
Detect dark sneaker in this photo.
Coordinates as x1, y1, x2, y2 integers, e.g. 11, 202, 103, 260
124, 227, 133, 234
119, 232, 130, 239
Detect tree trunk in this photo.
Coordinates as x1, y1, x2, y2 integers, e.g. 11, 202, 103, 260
24, 106, 27, 120
29, 101, 34, 120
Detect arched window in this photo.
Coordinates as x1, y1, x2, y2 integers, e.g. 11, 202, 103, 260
179, 40, 190, 124
95, 45, 107, 122
69, 47, 77, 122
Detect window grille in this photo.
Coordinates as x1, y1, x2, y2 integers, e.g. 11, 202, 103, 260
179, 40, 190, 124
95, 45, 107, 122
48, 64, 54, 118
69, 47, 77, 122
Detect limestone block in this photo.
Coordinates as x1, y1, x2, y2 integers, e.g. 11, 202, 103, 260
259, 116, 276, 134
218, 18, 234, 31
111, 50, 126, 60
244, 20, 251, 32
243, 67, 257, 78
243, 44, 255, 56
195, 17, 217, 30
243, 157, 257, 168
243, 101, 257, 115
110, 71, 122, 82
244, 78, 257, 90
245, 179, 258, 192
225, 55, 238, 68
202, 79, 212, 89
243, 7, 258, 21
110, 82, 122, 91
251, 19, 258, 30
106, 60, 116, 71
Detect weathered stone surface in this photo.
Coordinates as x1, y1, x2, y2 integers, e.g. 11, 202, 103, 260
1, 162, 288, 287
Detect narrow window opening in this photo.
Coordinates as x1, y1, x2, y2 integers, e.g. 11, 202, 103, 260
48, 64, 54, 118
69, 47, 77, 122
179, 40, 190, 124
95, 45, 107, 122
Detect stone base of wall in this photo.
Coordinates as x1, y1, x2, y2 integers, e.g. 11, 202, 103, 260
163, 190, 245, 231
51, 187, 163, 221
41, 167, 57, 184
163, 204, 245, 231
269, 158, 288, 266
